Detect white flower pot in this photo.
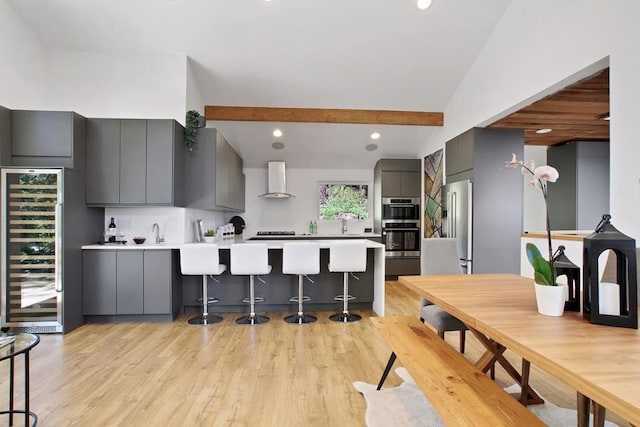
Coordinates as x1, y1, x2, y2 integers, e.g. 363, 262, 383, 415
203, 236, 215, 243
534, 283, 566, 316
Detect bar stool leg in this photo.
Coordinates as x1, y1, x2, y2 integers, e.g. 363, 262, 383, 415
237, 275, 270, 325
285, 274, 317, 324
189, 275, 222, 325
330, 272, 361, 322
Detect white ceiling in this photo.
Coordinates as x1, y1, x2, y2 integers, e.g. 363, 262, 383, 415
7, 0, 511, 169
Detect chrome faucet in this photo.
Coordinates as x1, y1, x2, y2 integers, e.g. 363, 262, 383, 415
341, 218, 347, 234
152, 223, 163, 244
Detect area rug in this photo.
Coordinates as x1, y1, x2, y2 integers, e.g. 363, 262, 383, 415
353, 368, 618, 427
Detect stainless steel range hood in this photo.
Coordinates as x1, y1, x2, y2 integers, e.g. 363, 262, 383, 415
259, 161, 295, 198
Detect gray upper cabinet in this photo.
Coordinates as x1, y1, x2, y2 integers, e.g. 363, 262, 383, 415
119, 120, 147, 204
147, 120, 184, 206
86, 118, 184, 206
445, 130, 475, 180
378, 159, 421, 197
10, 110, 85, 168
86, 119, 120, 204
185, 128, 245, 212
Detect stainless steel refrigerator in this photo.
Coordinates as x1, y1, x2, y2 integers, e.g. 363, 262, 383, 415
442, 179, 473, 274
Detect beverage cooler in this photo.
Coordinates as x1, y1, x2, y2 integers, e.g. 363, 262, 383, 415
1, 168, 64, 332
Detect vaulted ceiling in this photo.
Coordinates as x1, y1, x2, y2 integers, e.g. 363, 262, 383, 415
488, 68, 610, 146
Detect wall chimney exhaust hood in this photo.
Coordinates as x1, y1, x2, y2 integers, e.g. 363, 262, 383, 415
259, 161, 295, 198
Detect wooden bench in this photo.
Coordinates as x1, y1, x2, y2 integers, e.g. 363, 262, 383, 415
371, 315, 544, 426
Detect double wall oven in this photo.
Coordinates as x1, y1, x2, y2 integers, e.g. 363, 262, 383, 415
382, 198, 420, 258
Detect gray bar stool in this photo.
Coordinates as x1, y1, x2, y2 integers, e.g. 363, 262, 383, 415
282, 241, 319, 324
329, 240, 367, 322
179, 243, 225, 325
231, 243, 272, 325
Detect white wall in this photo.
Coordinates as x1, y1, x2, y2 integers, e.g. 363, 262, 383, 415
186, 57, 205, 119
421, 0, 640, 241
243, 167, 374, 235
522, 146, 548, 232
44, 50, 187, 122
0, 1, 46, 108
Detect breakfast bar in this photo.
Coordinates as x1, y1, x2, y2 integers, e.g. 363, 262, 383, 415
81, 238, 386, 321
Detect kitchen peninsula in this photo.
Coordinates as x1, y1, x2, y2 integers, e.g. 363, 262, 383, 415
81, 237, 386, 322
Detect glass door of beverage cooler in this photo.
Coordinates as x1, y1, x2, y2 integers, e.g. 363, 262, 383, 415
1, 168, 63, 332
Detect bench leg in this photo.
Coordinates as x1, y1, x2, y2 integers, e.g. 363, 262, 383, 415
376, 352, 397, 390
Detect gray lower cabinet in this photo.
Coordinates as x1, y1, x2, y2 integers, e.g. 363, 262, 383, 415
86, 118, 184, 206
83, 249, 180, 318
83, 250, 117, 315
116, 250, 144, 314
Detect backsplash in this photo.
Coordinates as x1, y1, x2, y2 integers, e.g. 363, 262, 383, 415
104, 207, 230, 244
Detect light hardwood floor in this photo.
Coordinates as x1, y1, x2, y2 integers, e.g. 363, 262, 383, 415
0, 281, 630, 426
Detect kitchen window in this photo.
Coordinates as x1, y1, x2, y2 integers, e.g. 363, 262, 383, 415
318, 183, 369, 220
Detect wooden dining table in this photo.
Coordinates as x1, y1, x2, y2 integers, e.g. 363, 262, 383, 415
398, 273, 640, 427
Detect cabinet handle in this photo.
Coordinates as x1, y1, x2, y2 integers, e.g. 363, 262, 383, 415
55, 202, 63, 292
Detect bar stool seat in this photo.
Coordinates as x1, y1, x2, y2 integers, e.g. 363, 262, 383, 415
283, 242, 320, 324
329, 240, 367, 323
231, 243, 272, 325
179, 243, 225, 325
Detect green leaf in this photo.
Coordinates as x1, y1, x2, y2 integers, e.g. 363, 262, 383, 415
526, 243, 543, 267
534, 271, 552, 286
532, 255, 553, 285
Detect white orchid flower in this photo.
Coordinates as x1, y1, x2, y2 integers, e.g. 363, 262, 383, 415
505, 153, 523, 168
522, 160, 535, 175
528, 178, 540, 188
534, 165, 559, 183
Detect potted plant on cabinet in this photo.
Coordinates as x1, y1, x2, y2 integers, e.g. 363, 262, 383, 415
185, 110, 205, 153
203, 229, 216, 243
505, 154, 565, 316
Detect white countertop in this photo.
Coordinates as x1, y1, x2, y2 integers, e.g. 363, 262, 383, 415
82, 236, 384, 250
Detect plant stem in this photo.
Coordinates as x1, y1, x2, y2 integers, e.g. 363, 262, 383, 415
542, 185, 555, 285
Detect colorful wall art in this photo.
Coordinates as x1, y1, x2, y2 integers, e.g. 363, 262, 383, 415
424, 149, 443, 238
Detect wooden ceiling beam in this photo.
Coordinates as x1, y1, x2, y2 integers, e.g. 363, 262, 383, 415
204, 106, 444, 126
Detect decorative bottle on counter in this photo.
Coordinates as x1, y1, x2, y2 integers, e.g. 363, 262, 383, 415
108, 217, 117, 243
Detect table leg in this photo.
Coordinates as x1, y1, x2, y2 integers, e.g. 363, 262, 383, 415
9, 355, 14, 426
25, 351, 30, 427
520, 360, 531, 405
469, 328, 544, 405
376, 352, 397, 390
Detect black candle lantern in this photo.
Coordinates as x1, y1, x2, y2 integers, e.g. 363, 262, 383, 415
553, 245, 580, 312
582, 214, 638, 329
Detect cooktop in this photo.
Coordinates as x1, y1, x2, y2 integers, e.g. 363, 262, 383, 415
256, 231, 295, 236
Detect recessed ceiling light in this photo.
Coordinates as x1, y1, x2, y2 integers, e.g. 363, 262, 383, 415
536, 128, 552, 134
273, 129, 282, 137
365, 144, 378, 152
272, 142, 285, 150
370, 132, 381, 140
417, 0, 432, 10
